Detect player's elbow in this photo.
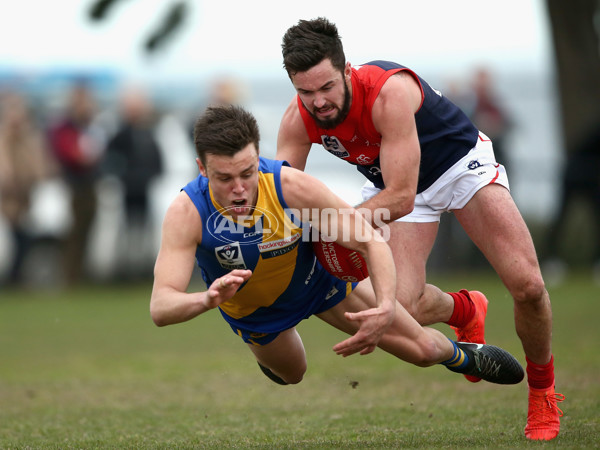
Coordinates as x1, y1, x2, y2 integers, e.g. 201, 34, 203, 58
152, 318, 168, 328
149, 301, 169, 327
151, 312, 168, 327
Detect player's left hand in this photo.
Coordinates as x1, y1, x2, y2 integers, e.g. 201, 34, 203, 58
205, 269, 252, 309
332, 306, 394, 357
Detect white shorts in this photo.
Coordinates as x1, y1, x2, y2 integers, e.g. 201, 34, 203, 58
361, 133, 510, 223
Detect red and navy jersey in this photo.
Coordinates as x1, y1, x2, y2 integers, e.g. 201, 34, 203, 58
297, 60, 479, 193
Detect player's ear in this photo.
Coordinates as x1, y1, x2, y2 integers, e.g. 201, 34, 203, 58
196, 157, 207, 177
344, 62, 352, 81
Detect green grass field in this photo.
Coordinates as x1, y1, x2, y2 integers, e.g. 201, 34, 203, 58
1, 273, 598, 449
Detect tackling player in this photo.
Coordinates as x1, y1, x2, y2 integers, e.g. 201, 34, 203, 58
276, 17, 563, 440
150, 104, 524, 390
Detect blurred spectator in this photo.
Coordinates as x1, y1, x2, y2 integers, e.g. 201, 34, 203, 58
543, 128, 600, 282
430, 68, 514, 272
103, 87, 163, 280
469, 67, 513, 171
444, 77, 476, 117
0, 92, 56, 285
207, 76, 246, 107
188, 76, 246, 139
47, 82, 107, 285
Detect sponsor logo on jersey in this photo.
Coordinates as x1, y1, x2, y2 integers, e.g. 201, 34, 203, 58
356, 154, 373, 164
320, 135, 350, 158
258, 233, 302, 259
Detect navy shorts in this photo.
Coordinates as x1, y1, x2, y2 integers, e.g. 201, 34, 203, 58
227, 280, 356, 346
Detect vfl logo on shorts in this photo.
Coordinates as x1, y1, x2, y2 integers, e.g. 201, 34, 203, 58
215, 242, 246, 270
467, 159, 489, 176
467, 160, 482, 170
321, 135, 350, 158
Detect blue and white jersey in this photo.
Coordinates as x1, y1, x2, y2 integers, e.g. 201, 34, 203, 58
182, 157, 354, 334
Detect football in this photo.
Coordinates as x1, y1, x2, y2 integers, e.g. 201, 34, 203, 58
312, 235, 369, 282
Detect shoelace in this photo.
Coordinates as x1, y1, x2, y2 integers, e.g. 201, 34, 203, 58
546, 393, 565, 417
473, 351, 501, 378
529, 392, 565, 423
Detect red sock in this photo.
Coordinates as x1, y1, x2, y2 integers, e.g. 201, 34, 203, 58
526, 355, 555, 390
445, 289, 476, 328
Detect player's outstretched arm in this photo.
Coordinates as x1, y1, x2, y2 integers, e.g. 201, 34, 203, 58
280, 166, 396, 354
150, 191, 251, 326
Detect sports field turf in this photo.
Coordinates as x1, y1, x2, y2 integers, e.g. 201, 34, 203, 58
1, 273, 598, 448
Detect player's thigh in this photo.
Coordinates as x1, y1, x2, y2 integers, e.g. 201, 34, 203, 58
318, 279, 442, 362
454, 184, 543, 292
386, 220, 439, 305
247, 327, 307, 374
316, 279, 376, 335
317, 278, 431, 336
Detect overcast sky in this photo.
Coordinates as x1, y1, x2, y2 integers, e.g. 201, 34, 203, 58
0, 0, 553, 82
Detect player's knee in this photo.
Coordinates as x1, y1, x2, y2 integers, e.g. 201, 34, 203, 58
512, 275, 546, 305
399, 299, 422, 323
404, 287, 431, 325
284, 371, 305, 385
280, 364, 306, 385
258, 361, 306, 385
410, 338, 440, 368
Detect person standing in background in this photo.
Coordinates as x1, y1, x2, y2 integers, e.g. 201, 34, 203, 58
469, 67, 513, 173
103, 87, 163, 280
48, 82, 107, 285
0, 92, 56, 285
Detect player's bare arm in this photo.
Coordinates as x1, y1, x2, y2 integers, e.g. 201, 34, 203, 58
150, 191, 251, 326
276, 98, 313, 170
359, 72, 422, 224
280, 166, 396, 350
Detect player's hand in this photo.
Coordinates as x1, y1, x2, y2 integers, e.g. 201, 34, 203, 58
332, 305, 394, 357
206, 269, 252, 309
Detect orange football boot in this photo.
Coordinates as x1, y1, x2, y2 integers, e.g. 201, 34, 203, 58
524, 385, 564, 440
451, 290, 489, 382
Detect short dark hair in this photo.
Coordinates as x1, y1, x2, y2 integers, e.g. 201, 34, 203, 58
281, 17, 346, 76
193, 105, 260, 164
